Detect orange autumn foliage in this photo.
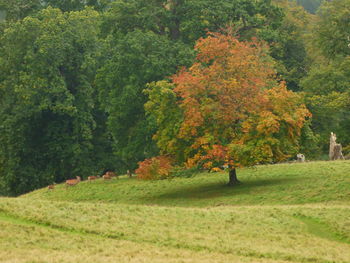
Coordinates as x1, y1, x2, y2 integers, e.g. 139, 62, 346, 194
172, 33, 274, 140
136, 156, 173, 180
145, 32, 311, 171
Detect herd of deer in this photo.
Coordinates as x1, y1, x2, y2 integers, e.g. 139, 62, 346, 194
48, 170, 133, 190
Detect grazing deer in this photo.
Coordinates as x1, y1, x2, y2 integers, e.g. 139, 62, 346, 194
102, 173, 112, 180
127, 170, 132, 178
47, 184, 55, 190
65, 176, 81, 187
104, 171, 118, 179
88, 176, 99, 181
107, 171, 117, 177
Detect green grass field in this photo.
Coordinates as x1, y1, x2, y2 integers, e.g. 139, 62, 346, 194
0, 161, 349, 263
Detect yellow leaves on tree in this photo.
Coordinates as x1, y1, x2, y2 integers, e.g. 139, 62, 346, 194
236, 84, 311, 166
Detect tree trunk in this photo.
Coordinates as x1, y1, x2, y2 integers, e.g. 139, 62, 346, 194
170, 18, 180, 40
168, 0, 182, 40
228, 168, 240, 186
329, 132, 336, 160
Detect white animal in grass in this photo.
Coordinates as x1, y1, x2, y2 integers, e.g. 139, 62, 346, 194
297, 153, 305, 162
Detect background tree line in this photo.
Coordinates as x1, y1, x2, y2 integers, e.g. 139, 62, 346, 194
0, 0, 348, 195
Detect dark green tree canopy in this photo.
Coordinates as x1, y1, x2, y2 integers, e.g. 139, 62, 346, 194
102, 0, 284, 44
0, 0, 42, 21
96, 30, 194, 169
301, 0, 350, 150
0, 0, 110, 21
315, 0, 350, 59
0, 7, 101, 195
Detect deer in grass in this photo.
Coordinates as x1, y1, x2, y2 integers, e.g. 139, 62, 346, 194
88, 176, 99, 181
107, 171, 118, 178
103, 171, 117, 180
47, 183, 56, 190
102, 173, 112, 180
127, 170, 132, 178
65, 176, 81, 187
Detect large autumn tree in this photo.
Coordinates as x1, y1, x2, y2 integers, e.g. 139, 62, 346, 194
146, 32, 310, 185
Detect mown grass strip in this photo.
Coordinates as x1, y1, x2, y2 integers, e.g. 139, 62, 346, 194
0, 211, 100, 238
294, 214, 350, 245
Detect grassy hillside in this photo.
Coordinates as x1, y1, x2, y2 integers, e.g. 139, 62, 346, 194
24, 161, 350, 206
0, 161, 349, 263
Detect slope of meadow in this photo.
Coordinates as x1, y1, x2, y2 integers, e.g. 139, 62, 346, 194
24, 161, 350, 206
0, 161, 349, 263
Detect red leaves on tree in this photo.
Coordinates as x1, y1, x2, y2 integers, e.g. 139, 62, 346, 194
136, 156, 173, 180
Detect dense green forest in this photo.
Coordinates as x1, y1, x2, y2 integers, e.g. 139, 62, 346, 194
0, 0, 349, 195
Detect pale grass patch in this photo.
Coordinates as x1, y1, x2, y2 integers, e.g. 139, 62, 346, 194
0, 198, 349, 263
0, 220, 289, 263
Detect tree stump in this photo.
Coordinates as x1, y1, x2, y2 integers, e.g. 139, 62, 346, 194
333, 144, 344, 160
329, 132, 345, 160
